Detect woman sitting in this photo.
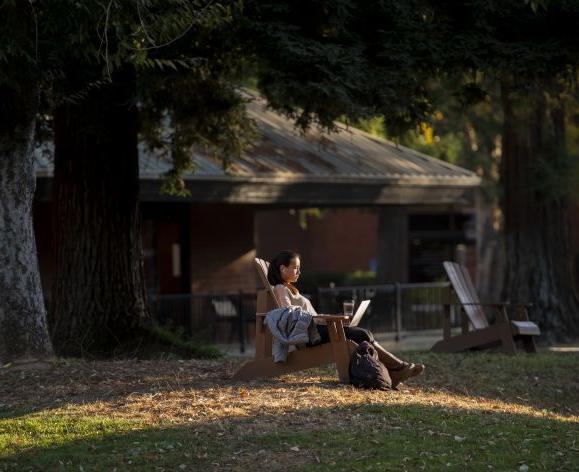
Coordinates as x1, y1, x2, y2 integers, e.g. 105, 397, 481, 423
268, 250, 425, 388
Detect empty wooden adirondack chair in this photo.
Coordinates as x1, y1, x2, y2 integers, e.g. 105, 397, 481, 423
431, 261, 540, 354
232, 257, 357, 382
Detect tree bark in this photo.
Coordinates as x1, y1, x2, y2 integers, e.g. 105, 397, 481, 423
476, 202, 506, 304
50, 66, 150, 356
500, 80, 579, 341
0, 81, 54, 363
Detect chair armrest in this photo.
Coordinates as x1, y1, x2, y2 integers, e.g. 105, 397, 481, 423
314, 314, 350, 321
256, 313, 348, 320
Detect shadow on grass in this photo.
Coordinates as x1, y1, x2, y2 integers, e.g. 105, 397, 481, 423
1, 401, 577, 471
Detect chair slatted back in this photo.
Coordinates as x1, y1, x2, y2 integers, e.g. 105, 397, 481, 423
254, 258, 281, 308
443, 261, 489, 330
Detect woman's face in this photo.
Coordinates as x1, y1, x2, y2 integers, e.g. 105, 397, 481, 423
281, 257, 301, 283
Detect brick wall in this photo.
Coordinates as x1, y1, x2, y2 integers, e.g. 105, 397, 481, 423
189, 203, 257, 293
255, 208, 378, 273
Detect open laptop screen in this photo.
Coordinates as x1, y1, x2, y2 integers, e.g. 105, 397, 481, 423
350, 300, 370, 327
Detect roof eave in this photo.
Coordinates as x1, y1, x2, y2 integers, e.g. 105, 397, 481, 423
139, 173, 482, 187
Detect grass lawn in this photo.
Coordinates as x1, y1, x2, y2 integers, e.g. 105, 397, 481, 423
0, 351, 577, 471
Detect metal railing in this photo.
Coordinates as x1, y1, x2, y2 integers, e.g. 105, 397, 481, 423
148, 282, 454, 352
148, 292, 256, 353
317, 282, 454, 340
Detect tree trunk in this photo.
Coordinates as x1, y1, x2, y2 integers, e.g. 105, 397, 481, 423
500, 80, 579, 341
476, 202, 506, 304
50, 66, 150, 356
0, 82, 54, 363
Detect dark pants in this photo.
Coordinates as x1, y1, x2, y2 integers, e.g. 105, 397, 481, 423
313, 324, 405, 370
315, 324, 374, 345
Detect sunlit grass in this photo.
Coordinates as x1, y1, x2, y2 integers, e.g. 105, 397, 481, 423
0, 414, 139, 454
0, 351, 577, 470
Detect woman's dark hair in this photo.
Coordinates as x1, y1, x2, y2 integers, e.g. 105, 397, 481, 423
267, 250, 300, 287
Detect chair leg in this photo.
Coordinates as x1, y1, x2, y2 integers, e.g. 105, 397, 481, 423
517, 306, 538, 353
326, 320, 352, 383
442, 304, 451, 340
254, 319, 273, 359
522, 336, 537, 353
499, 324, 517, 355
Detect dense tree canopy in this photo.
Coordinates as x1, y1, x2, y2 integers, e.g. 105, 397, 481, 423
1, 0, 252, 358
2, 0, 579, 361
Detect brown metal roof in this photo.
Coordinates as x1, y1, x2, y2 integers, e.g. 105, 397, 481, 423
143, 95, 479, 187
36, 94, 480, 189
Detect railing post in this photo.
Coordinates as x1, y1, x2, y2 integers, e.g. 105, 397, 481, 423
237, 291, 245, 354
395, 282, 402, 342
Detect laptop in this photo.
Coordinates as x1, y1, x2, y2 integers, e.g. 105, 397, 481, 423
349, 300, 371, 327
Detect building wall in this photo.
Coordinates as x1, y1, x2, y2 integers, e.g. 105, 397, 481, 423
377, 206, 408, 283
34, 198, 481, 300
255, 208, 379, 273
33, 200, 257, 297
189, 203, 257, 293
256, 206, 478, 284
141, 204, 190, 295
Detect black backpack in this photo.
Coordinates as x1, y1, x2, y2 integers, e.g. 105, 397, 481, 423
349, 341, 392, 390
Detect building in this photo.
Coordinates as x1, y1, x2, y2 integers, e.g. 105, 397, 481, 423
34, 95, 481, 299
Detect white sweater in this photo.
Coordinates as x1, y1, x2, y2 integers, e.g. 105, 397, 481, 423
273, 284, 319, 316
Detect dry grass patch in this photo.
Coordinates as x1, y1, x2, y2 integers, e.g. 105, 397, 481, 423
0, 351, 578, 471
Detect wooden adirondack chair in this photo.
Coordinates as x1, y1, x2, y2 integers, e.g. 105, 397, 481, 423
232, 258, 357, 382
431, 261, 540, 354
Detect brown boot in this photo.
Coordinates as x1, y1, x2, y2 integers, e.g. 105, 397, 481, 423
389, 362, 425, 389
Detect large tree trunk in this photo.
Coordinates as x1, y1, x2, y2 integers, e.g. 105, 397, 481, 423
50, 66, 150, 356
0, 81, 54, 363
501, 80, 579, 341
476, 202, 506, 304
